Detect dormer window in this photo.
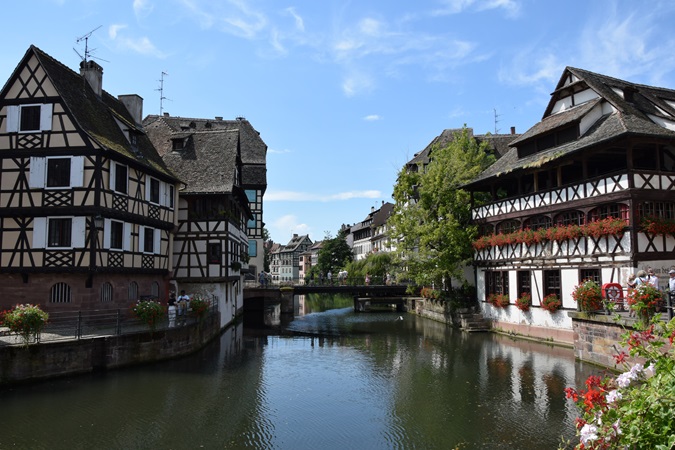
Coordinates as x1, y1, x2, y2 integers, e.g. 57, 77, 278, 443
172, 138, 185, 151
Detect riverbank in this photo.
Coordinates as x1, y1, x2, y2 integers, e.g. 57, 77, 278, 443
0, 314, 228, 385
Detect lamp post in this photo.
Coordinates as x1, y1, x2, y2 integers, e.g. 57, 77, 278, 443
93, 214, 104, 231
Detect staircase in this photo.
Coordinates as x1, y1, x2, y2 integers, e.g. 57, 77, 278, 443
458, 310, 490, 332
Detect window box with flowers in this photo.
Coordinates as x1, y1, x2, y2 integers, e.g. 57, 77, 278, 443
515, 292, 532, 312
572, 280, 604, 312
541, 293, 562, 313
488, 293, 510, 308
640, 216, 675, 236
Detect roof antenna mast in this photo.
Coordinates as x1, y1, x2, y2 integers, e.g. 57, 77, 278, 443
493, 108, 501, 134
156, 71, 171, 115
73, 25, 103, 63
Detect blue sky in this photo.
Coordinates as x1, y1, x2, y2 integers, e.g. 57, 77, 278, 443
3, 1, 675, 244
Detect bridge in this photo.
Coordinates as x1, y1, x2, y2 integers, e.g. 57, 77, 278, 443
243, 283, 411, 316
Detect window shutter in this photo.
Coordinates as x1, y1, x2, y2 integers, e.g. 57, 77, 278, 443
154, 229, 161, 254
123, 222, 131, 251
32, 217, 46, 248
29, 157, 46, 188
139, 226, 145, 252
70, 156, 84, 187
72, 217, 86, 248
110, 161, 116, 191
145, 178, 151, 201
103, 218, 111, 247
40, 104, 53, 131
6, 105, 19, 132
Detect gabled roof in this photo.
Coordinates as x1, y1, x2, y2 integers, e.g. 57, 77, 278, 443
1, 46, 176, 181
143, 114, 267, 188
408, 128, 518, 167
465, 66, 675, 188
282, 234, 312, 252
371, 202, 394, 228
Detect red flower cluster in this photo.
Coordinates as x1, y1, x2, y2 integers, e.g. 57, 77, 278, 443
541, 293, 562, 312
572, 280, 603, 311
420, 287, 440, 299
515, 292, 531, 312
640, 215, 675, 235
488, 293, 510, 308
473, 217, 627, 250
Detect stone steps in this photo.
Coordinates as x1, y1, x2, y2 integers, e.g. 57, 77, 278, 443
458, 312, 490, 332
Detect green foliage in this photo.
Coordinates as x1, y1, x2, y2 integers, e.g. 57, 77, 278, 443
190, 296, 210, 319
131, 300, 164, 331
344, 252, 396, 284
317, 228, 354, 275
2, 304, 49, 346
389, 126, 495, 288
564, 318, 675, 449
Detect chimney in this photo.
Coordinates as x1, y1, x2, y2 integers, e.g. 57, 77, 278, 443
118, 94, 143, 126
163, 112, 170, 117
215, 116, 223, 121
371, 206, 375, 213
510, 126, 516, 135
79, 60, 103, 97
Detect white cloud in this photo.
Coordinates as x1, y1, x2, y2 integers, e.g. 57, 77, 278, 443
363, 114, 381, 121
108, 24, 167, 58
268, 148, 292, 154
133, 0, 153, 18
284, 7, 304, 32
342, 71, 374, 96
266, 190, 382, 202
433, 0, 521, 18
271, 215, 310, 239
178, 0, 267, 39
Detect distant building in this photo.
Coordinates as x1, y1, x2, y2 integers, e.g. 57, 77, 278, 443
0, 45, 179, 311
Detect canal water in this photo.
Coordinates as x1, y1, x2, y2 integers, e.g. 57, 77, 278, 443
0, 294, 597, 449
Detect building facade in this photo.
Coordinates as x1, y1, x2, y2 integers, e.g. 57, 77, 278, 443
0, 46, 179, 312
465, 67, 675, 341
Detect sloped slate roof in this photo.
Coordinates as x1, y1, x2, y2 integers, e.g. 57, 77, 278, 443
408, 128, 518, 167
14, 46, 176, 180
371, 202, 394, 228
464, 67, 675, 189
144, 114, 267, 187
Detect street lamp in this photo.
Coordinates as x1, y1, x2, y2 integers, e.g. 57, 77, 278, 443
93, 214, 104, 230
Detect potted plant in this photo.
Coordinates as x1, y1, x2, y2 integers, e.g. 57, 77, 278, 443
627, 284, 663, 324
131, 299, 164, 332
541, 293, 562, 313
2, 304, 49, 346
230, 261, 242, 271
515, 292, 532, 312
572, 280, 604, 312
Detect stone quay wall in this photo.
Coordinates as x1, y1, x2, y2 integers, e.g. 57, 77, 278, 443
0, 315, 222, 385
569, 312, 636, 369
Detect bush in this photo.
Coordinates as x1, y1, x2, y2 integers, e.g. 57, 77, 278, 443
489, 293, 509, 308
541, 293, 562, 313
627, 284, 664, 324
2, 304, 49, 346
515, 293, 531, 312
564, 317, 675, 449
131, 300, 164, 331
190, 296, 210, 318
572, 280, 603, 311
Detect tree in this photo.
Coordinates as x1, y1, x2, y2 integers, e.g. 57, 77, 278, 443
317, 228, 353, 275
262, 227, 271, 272
389, 126, 495, 288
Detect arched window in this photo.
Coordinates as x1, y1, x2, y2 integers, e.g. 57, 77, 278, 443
100, 282, 113, 302
151, 282, 160, 298
637, 201, 675, 220
128, 281, 138, 301
496, 219, 520, 234
50, 282, 71, 303
554, 210, 584, 226
477, 223, 494, 237
589, 203, 629, 222
523, 215, 551, 230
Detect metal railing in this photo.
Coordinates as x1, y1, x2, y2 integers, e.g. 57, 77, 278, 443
0, 298, 219, 346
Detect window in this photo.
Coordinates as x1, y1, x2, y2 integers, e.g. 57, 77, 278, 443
637, 201, 675, 220
112, 163, 128, 195
172, 139, 185, 151
208, 243, 222, 264
168, 185, 175, 209
589, 203, 629, 222
46, 158, 71, 188
544, 270, 561, 299
50, 282, 72, 303
249, 240, 257, 257
554, 210, 584, 226
149, 178, 160, 204
129, 281, 138, 301
48, 218, 72, 247
486, 270, 509, 296
580, 268, 601, 284
497, 219, 520, 234
29, 156, 83, 189
151, 282, 160, 298
143, 227, 155, 253
517, 271, 531, 296
110, 221, 123, 250
245, 189, 256, 203
524, 215, 551, 230
7, 104, 53, 133
247, 218, 256, 229
100, 282, 113, 302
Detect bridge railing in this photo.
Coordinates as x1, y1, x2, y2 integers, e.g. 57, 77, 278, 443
249, 275, 399, 288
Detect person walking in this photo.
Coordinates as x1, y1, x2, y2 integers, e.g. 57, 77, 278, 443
177, 290, 190, 324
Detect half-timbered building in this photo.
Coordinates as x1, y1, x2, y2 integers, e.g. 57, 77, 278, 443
464, 67, 675, 342
0, 46, 179, 312
144, 114, 259, 324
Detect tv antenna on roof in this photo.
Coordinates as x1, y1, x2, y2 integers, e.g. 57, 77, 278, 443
73, 25, 108, 63
156, 71, 171, 115
493, 108, 501, 134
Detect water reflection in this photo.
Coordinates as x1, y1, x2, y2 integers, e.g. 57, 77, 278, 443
0, 294, 596, 449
